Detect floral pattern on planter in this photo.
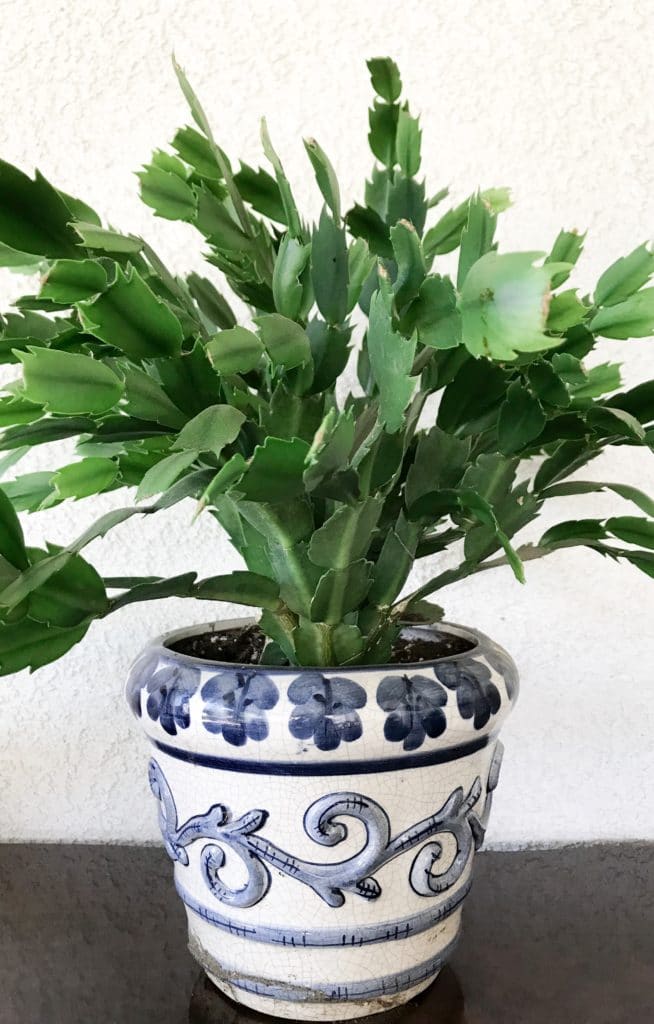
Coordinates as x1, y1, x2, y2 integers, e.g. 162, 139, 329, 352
288, 673, 367, 751
377, 673, 448, 751
484, 644, 518, 699
201, 670, 279, 746
127, 653, 201, 736
434, 658, 501, 730
126, 652, 152, 719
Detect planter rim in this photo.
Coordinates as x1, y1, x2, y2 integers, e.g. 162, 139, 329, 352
151, 616, 485, 673
128, 616, 517, 783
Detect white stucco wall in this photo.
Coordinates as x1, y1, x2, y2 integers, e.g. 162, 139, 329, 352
0, 0, 652, 846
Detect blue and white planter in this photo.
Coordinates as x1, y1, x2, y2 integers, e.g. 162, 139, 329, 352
126, 618, 518, 1021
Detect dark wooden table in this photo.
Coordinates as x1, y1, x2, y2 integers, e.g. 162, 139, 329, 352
0, 844, 651, 1023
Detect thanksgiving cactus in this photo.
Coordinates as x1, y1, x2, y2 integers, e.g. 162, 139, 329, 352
0, 56, 652, 672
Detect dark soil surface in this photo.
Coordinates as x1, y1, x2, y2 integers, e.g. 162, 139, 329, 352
172, 624, 266, 664
170, 623, 474, 666
391, 631, 473, 663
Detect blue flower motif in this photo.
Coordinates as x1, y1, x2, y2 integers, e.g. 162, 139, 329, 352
201, 671, 279, 746
127, 653, 201, 736
126, 652, 152, 719
288, 673, 367, 751
377, 674, 448, 751
434, 659, 501, 730
484, 644, 518, 700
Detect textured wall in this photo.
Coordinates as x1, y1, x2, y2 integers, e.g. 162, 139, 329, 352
0, 0, 652, 845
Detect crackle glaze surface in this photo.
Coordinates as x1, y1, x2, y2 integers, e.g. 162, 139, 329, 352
127, 619, 518, 1020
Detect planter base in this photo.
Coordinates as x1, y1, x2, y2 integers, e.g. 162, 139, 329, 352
207, 971, 437, 1021
188, 917, 461, 1022
190, 968, 465, 1023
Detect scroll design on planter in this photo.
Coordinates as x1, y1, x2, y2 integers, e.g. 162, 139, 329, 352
149, 758, 486, 910
409, 781, 485, 896
479, 739, 504, 831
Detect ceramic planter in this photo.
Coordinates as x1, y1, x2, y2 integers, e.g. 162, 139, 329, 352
126, 618, 517, 1021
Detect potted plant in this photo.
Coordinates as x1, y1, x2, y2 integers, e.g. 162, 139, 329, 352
0, 55, 652, 1020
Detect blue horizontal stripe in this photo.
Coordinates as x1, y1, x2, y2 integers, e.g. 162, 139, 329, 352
152, 734, 491, 775
177, 877, 471, 946
213, 935, 460, 1003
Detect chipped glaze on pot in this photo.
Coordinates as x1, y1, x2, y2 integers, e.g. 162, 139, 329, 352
126, 619, 518, 1021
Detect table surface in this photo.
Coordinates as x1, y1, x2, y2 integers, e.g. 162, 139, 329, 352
0, 843, 651, 1024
